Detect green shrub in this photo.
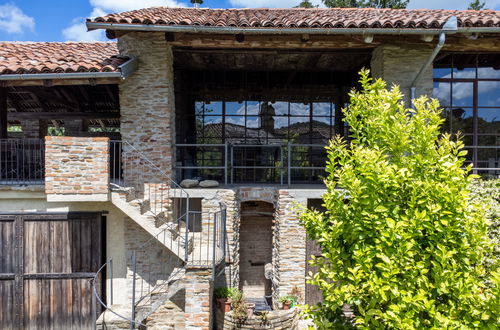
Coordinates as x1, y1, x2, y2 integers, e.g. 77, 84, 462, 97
214, 287, 240, 299
300, 70, 499, 329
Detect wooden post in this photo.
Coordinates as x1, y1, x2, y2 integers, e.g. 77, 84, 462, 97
0, 87, 8, 139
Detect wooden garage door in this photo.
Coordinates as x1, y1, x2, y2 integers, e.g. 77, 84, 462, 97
0, 212, 104, 330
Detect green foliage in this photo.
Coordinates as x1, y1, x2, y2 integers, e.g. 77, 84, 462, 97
300, 70, 499, 329
322, 0, 408, 8
295, 0, 316, 8
214, 287, 240, 299
468, 0, 486, 10
279, 295, 298, 305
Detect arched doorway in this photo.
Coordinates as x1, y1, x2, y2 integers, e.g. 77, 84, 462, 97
239, 201, 274, 299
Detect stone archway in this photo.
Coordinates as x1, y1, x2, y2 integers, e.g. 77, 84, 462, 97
239, 201, 274, 299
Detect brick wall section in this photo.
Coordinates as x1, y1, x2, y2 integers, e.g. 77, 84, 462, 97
273, 190, 307, 305
45, 136, 109, 195
118, 32, 175, 179
371, 44, 434, 104
184, 268, 213, 330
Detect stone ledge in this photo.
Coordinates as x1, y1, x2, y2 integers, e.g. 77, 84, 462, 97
47, 193, 109, 202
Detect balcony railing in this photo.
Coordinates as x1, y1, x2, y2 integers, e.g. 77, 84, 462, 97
175, 143, 329, 186
175, 143, 500, 185
0, 139, 497, 187
0, 139, 44, 185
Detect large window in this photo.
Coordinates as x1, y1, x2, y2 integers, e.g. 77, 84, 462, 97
433, 53, 500, 173
193, 100, 336, 145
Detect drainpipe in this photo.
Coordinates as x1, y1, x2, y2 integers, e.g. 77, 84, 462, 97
410, 16, 458, 106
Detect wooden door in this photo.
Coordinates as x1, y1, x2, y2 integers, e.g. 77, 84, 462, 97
0, 212, 104, 330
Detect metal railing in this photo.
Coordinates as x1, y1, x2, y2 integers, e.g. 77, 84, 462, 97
175, 143, 500, 184
175, 143, 328, 186
0, 138, 44, 185
94, 141, 227, 329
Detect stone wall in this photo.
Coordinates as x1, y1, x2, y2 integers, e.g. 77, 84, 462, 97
370, 44, 434, 104
118, 32, 175, 179
273, 190, 307, 305
184, 268, 213, 330
45, 136, 109, 200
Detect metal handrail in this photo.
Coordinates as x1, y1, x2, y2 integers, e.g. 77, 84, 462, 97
102, 141, 228, 329
175, 142, 500, 185
91, 260, 146, 329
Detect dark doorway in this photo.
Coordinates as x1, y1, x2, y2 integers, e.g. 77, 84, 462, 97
239, 201, 274, 299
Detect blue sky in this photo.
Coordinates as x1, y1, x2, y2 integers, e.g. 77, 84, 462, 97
1, 0, 500, 42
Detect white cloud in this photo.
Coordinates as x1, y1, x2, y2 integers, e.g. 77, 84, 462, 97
63, 0, 185, 42
89, 0, 184, 12
62, 20, 106, 42
0, 3, 34, 35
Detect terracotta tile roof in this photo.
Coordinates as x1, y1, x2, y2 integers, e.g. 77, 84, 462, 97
0, 42, 126, 75
89, 7, 500, 29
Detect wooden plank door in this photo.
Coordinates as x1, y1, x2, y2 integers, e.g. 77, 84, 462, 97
0, 212, 104, 330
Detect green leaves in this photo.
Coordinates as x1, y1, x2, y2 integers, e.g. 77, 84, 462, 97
300, 70, 499, 329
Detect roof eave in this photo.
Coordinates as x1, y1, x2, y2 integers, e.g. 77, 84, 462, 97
86, 21, 500, 35
0, 57, 137, 82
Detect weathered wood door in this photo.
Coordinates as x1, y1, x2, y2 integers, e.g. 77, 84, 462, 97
0, 212, 104, 330
305, 238, 324, 305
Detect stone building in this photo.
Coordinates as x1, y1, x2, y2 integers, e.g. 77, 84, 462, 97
0, 7, 499, 330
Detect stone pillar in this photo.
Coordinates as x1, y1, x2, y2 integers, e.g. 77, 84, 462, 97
273, 190, 307, 305
370, 44, 434, 104
184, 268, 213, 330
45, 136, 109, 201
118, 32, 175, 179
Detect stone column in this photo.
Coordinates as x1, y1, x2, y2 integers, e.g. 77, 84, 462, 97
118, 32, 175, 179
371, 44, 435, 104
273, 190, 307, 305
184, 268, 213, 330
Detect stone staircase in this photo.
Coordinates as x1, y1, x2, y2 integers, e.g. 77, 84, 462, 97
110, 186, 193, 262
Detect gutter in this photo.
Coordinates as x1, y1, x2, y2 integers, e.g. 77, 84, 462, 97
410, 16, 458, 106
86, 21, 500, 36
0, 57, 138, 81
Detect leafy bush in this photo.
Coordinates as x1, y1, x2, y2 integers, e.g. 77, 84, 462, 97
300, 70, 499, 329
214, 287, 240, 299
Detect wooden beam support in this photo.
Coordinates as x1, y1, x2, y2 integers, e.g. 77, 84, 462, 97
0, 87, 8, 138
9, 112, 119, 120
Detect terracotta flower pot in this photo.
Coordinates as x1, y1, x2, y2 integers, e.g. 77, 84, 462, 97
246, 303, 255, 317
217, 298, 231, 313
282, 301, 291, 310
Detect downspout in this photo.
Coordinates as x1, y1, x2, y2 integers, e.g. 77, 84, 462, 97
410, 16, 458, 106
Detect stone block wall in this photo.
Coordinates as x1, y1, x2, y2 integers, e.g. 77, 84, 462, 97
371, 44, 434, 104
45, 136, 109, 199
118, 32, 175, 179
184, 268, 213, 330
273, 190, 307, 305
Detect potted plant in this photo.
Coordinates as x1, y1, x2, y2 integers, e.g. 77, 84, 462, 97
279, 295, 297, 310
215, 287, 237, 313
